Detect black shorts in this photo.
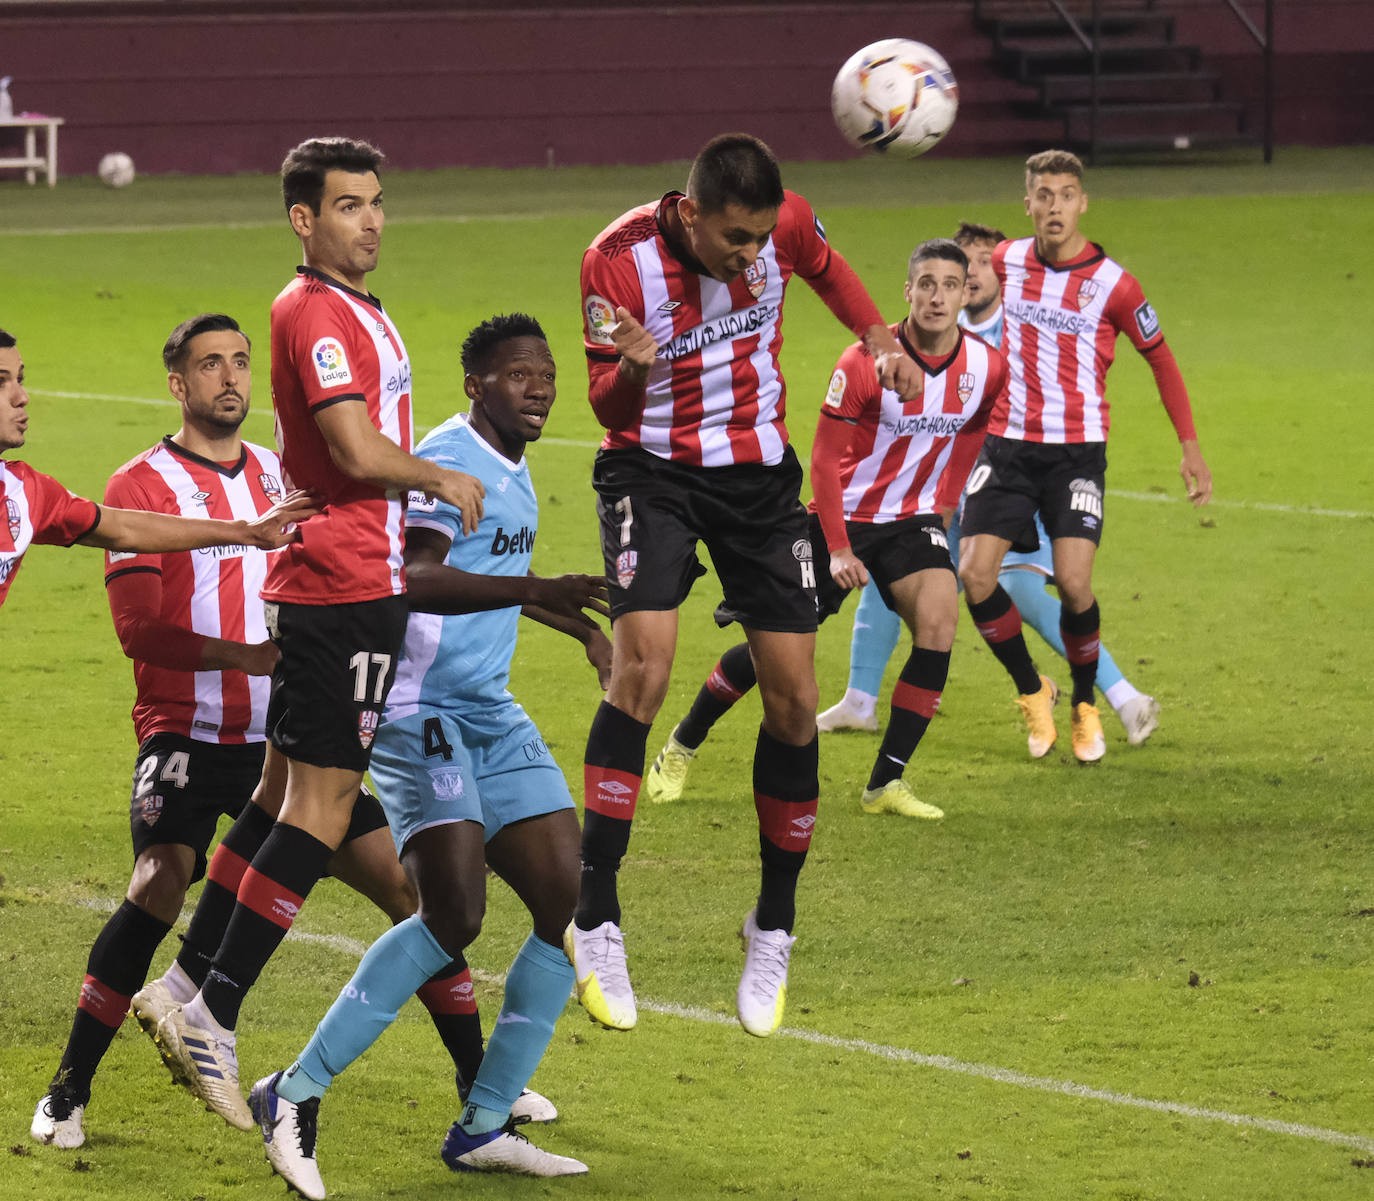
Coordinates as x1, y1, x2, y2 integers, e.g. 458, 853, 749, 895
811, 512, 954, 620
127, 738, 389, 882
129, 736, 262, 883
959, 436, 1107, 547
264, 595, 409, 772
593, 446, 818, 634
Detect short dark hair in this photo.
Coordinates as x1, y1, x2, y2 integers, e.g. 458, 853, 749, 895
953, 220, 1006, 248
281, 136, 385, 215
460, 313, 548, 376
686, 133, 784, 216
907, 238, 968, 278
163, 313, 248, 372
1025, 148, 1084, 187
0, 328, 15, 350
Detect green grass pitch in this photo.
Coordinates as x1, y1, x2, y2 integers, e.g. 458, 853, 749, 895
1, 147, 1372, 1199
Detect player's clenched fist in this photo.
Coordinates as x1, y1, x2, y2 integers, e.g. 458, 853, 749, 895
612, 306, 658, 382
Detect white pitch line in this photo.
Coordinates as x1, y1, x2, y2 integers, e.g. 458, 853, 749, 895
30, 388, 1374, 521
61, 893, 1374, 1156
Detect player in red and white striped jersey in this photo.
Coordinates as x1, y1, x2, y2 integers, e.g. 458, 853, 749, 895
646, 239, 1004, 822
31, 316, 497, 1152
569, 134, 925, 1039
0, 328, 315, 616
155, 139, 492, 1129
959, 149, 1213, 763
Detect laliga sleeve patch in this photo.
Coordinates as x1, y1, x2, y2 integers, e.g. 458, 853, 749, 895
824, 367, 848, 409
813, 214, 828, 242
584, 295, 618, 346
311, 337, 353, 387
1134, 300, 1160, 341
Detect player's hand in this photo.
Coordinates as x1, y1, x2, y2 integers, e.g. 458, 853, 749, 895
875, 351, 923, 402
612, 307, 658, 381
243, 489, 321, 548
584, 626, 614, 691
431, 469, 486, 535
532, 573, 611, 625
829, 546, 869, 591
1179, 439, 1212, 507
234, 639, 281, 677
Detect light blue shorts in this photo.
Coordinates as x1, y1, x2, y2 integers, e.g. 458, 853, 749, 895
367, 705, 574, 856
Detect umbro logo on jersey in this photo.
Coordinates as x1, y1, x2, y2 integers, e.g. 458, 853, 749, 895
657, 300, 681, 313
192, 490, 211, 506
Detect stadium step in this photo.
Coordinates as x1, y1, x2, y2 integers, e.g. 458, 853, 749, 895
972, 0, 1255, 159
1036, 70, 1223, 106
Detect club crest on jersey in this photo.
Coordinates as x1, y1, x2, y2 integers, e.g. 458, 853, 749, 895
429, 765, 465, 802
824, 368, 847, 409
616, 549, 638, 589
5, 497, 19, 543
1075, 280, 1100, 310
141, 793, 163, 826
957, 372, 975, 403
311, 338, 353, 387
584, 295, 617, 346
357, 709, 379, 749
258, 473, 282, 502
744, 259, 768, 300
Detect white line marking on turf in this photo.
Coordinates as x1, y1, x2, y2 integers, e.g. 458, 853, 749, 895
32, 388, 1374, 520
642, 1000, 1374, 1156
62, 894, 1373, 1154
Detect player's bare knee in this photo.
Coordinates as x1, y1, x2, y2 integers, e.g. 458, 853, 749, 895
958, 559, 994, 602
760, 687, 819, 744
127, 850, 192, 922
420, 892, 485, 958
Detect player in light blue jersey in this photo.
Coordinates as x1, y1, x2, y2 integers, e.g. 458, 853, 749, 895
249, 316, 611, 1194
817, 223, 1160, 746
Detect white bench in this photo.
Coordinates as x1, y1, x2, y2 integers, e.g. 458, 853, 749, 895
0, 115, 65, 185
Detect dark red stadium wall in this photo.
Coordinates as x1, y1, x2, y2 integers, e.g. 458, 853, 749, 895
0, 1, 1368, 178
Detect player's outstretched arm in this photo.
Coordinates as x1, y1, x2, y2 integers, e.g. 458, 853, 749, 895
81, 489, 318, 554
315, 400, 485, 533
1179, 438, 1212, 507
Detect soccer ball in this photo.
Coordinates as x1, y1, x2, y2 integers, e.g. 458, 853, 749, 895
98, 152, 135, 188
830, 39, 959, 158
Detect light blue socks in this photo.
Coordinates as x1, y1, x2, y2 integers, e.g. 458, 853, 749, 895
278, 914, 451, 1103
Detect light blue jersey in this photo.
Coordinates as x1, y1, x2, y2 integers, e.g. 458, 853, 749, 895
387, 413, 538, 734
370, 413, 573, 851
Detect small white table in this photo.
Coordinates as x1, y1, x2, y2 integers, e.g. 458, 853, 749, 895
0, 115, 65, 186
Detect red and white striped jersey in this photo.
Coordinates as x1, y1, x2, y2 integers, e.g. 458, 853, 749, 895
993, 237, 1163, 443
0, 459, 100, 609
265, 268, 413, 604
104, 438, 282, 744
581, 190, 836, 468
816, 325, 1005, 526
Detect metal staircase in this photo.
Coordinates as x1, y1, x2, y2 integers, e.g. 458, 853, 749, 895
974, 0, 1272, 158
